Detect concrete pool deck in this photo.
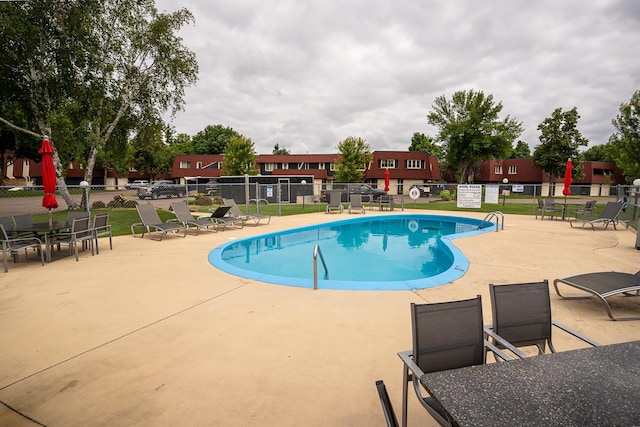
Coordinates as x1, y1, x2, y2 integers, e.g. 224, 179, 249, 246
1, 209, 639, 426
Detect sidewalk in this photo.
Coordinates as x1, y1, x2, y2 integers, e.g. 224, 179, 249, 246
1, 210, 639, 426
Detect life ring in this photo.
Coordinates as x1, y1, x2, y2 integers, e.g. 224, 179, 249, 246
408, 220, 419, 233
409, 187, 420, 200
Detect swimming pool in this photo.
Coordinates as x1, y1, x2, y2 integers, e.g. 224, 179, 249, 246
208, 214, 496, 290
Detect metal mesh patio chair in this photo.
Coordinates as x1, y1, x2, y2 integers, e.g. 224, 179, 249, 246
1, 223, 44, 272
488, 280, 600, 355
398, 296, 512, 427
47, 216, 94, 261
375, 380, 399, 427
223, 198, 271, 225
348, 194, 366, 214
570, 201, 625, 230
92, 213, 113, 253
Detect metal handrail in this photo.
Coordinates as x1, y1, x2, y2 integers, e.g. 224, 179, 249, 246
481, 211, 505, 232
313, 244, 329, 290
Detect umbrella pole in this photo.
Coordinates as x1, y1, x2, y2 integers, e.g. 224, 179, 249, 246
48, 209, 52, 228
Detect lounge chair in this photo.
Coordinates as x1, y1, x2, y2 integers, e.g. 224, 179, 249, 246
398, 296, 512, 427
348, 194, 365, 214
131, 203, 188, 241
169, 202, 218, 235
570, 201, 624, 230
325, 191, 343, 214
375, 380, 399, 427
223, 198, 271, 225
208, 205, 244, 229
1, 223, 44, 272
488, 281, 600, 355
554, 271, 640, 321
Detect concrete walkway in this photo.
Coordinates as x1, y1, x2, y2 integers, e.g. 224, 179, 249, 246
1, 210, 639, 426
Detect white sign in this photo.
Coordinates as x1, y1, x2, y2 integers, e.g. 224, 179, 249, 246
512, 184, 524, 193
266, 185, 273, 197
485, 185, 499, 204
457, 184, 482, 208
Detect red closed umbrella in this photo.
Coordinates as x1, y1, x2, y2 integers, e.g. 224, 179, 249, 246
39, 138, 58, 226
562, 158, 573, 196
384, 168, 390, 192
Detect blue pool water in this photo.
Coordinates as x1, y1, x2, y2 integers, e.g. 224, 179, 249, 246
208, 214, 495, 290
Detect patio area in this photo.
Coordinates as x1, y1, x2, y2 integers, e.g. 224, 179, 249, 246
1, 209, 639, 426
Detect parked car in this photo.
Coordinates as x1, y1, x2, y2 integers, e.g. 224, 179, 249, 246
320, 184, 387, 203
204, 179, 220, 196
137, 180, 186, 200
125, 180, 149, 190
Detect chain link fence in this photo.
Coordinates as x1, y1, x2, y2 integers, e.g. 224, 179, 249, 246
1, 182, 639, 234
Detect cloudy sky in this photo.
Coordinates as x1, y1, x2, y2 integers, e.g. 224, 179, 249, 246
155, 0, 639, 155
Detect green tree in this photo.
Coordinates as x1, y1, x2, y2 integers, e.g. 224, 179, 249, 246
221, 135, 258, 176
608, 90, 640, 182
427, 90, 523, 183
272, 143, 290, 155
334, 136, 372, 182
193, 125, 240, 154
131, 121, 174, 179
509, 140, 531, 159
532, 107, 588, 194
408, 132, 444, 160
0, 0, 198, 207
582, 144, 613, 162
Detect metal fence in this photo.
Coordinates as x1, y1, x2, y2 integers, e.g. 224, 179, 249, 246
1, 182, 639, 231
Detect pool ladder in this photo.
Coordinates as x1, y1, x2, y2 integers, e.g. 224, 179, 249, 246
313, 244, 329, 290
481, 211, 504, 232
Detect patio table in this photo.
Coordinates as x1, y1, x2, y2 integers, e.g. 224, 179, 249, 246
560, 202, 584, 221
12, 221, 69, 262
419, 340, 640, 427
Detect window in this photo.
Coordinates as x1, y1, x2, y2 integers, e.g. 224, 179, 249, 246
129, 165, 137, 172
397, 178, 404, 195
406, 159, 423, 169
319, 162, 325, 170
494, 165, 502, 174
265, 163, 275, 172
508, 165, 518, 174
196, 162, 202, 169
379, 159, 396, 169
282, 163, 289, 170
180, 161, 191, 169
329, 163, 336, 171
298, 163, 308, 170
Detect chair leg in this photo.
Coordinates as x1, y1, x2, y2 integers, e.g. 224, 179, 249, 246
401, 365, 409, 427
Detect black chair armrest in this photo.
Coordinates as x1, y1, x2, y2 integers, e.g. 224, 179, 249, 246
484, 326, 529, 359
552, 320, 600, 347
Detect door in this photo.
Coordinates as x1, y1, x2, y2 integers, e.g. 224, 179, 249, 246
278, 178, 290, 203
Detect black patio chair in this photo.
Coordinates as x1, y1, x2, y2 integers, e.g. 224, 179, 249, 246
488, 280, 600, 355
398, 296, 513, 427
1, 223, 44, 272
375, 380, 399, 427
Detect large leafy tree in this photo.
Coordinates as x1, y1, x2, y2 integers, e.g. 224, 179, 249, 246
193, 125, 240, 154
510, 140, 531, 159
582, 144, 613, 162
0, 0, 198, 207
408, 132, 444, 161
221, 135, 258, 176
272, 143, 290, 155
532, 107, 588, 194
608, 90, 640, 182
334, 136, 372, 182
427, 90, 523, 183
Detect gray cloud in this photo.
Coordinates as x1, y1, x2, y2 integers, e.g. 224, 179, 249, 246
157, 0, 640, 154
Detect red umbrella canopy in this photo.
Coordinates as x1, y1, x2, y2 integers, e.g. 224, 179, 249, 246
562, 158, 573, 196
39, 138, 59, 210
384, 168, 390, 192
